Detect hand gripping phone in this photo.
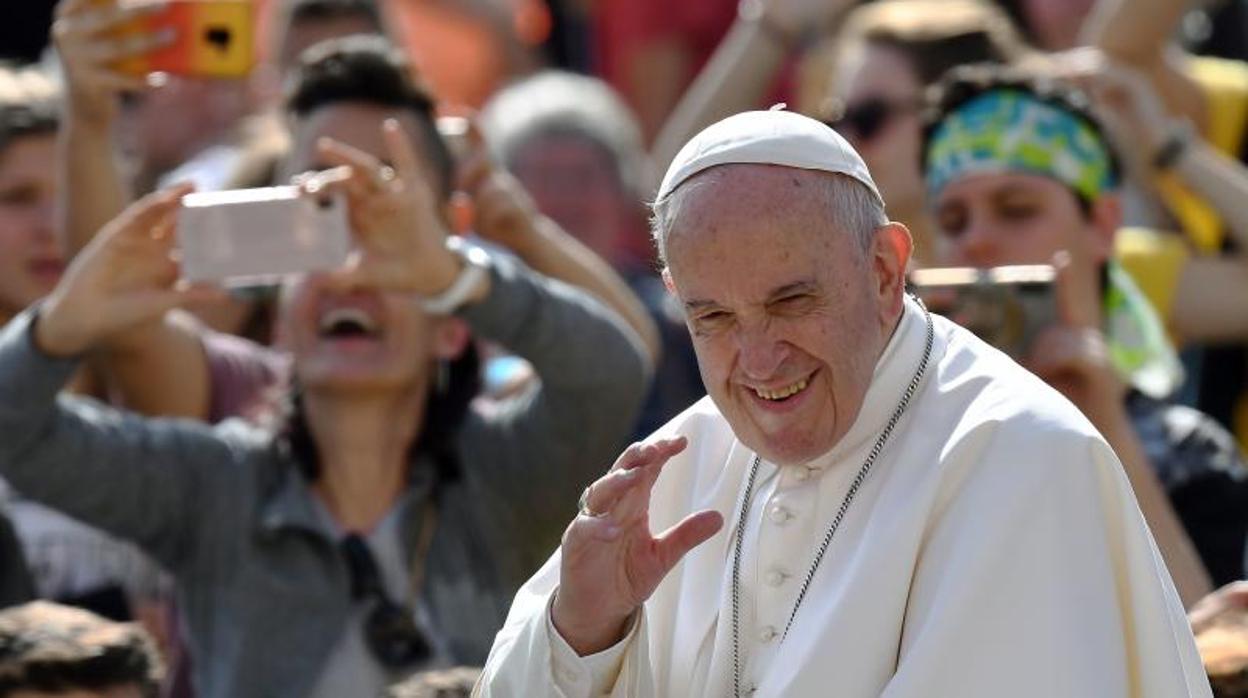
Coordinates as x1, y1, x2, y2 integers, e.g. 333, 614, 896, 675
104, 0, 255, 78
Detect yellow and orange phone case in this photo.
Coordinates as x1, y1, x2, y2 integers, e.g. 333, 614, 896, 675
105, 0, 254, 78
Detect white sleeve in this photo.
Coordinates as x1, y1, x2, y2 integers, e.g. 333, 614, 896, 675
880, 426, 1211, 698
546, 599, 638, 696
476, 553, 654, 698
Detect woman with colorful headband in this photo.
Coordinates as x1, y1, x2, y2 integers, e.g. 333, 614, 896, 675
922, 63, 1248, 607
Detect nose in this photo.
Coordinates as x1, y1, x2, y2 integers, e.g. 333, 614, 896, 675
953, 217, 1001, 268
734, 321, 790, 382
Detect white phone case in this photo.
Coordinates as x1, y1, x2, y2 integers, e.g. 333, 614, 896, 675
177, 185, 351, 286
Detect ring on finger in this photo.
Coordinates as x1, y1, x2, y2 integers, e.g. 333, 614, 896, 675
375, 165, 397, 187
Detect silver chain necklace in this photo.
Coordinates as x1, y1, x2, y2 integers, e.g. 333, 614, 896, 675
730, 301, 934, 697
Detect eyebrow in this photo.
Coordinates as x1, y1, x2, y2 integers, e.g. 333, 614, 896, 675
766, 280, 818, 301
682, 279, 820, 312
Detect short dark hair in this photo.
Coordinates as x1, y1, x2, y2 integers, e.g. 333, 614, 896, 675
0, 602, 162, 698
287, 0, 384, 30
921, 62, 1122, 209
0, 65, 59, 157
285, 35, 454, 200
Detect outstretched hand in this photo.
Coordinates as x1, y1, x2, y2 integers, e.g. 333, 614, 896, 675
36, 185, 224, 357
552, 437, 724, 656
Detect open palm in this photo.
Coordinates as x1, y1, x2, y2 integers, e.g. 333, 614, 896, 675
552, 437, 723, 656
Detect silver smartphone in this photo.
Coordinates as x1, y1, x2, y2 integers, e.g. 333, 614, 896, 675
908, 265, 1057, 358
177, 185, 351, 286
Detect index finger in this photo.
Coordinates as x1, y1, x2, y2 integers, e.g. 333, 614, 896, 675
610, 436, 688, 473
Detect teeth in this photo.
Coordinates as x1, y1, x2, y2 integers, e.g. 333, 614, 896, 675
754, 377, 809, 401
319, 307, 377, 334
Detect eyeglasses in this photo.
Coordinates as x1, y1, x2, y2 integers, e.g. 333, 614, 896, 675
824, 96, 922, 143
341, 534, 432, 670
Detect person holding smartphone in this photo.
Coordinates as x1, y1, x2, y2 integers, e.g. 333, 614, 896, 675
922, 63, 1248, 607
0, 35, 651, 698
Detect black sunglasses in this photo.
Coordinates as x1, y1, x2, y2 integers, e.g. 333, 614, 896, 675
825, 96, 921, 143
341, 534, 432, 670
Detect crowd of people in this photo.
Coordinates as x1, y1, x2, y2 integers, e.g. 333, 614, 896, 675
2, 0, 1248, 696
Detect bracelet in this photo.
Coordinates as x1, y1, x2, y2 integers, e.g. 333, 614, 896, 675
421, 237, 491, 316
738, 0, 802, 49
1151, 121, 1193, 171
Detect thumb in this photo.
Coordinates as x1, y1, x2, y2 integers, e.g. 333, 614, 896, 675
1052, 250, 1098, 329
653, 510, 724, 574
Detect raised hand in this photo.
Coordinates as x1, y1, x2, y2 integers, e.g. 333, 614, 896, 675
1023, 251, 1124, 418
552, 437, 724, 656
454, 118, 544, 253
36, 185, 224, 357
52, 0, 174, 124
312, 119, 465, 298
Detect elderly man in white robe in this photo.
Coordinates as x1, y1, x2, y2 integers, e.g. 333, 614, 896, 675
475, 110, 1211, 697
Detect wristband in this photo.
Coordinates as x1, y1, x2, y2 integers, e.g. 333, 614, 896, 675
421, 237, 490, 316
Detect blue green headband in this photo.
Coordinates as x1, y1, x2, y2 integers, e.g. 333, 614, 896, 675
924, 89, 1117, 203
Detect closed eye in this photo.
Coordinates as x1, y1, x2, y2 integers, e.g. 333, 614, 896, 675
691, 310, 733, 335
769, 293, 817, 314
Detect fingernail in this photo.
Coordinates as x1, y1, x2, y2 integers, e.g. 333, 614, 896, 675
602, 525, 622, 540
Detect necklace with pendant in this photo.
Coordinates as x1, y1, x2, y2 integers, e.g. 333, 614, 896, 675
730, 300, 934, 697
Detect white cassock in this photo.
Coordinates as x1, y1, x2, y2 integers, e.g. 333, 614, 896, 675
477, 297, 1211, 697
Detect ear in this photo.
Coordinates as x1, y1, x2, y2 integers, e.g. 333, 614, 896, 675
1086, 193, 1122, 264
872, 222, 913, 319
431, 316, 472, 360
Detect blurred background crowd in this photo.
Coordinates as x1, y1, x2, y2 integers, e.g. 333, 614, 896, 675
3, 0, 1248, 696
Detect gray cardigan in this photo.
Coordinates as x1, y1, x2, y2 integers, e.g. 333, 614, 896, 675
0, 255, 650, 697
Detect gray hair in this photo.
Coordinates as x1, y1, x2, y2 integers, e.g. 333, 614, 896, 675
480, 70, 648, 197
649, 169, 888, 266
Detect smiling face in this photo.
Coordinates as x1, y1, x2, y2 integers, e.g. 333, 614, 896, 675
281, 102, 466, 394
663, 165, 908, 465
0, 134, 60, 321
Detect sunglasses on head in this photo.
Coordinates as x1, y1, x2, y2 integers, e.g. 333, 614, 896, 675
341, 534, 432, 670
824, 96, 921, 143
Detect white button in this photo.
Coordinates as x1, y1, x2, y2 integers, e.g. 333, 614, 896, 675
764, 568, 789, 587
767, 505, 793, 524
758, 625, 778, 643
793, 467, 810, 482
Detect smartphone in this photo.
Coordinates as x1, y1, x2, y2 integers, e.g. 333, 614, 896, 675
908, 265, 1056, 358
104, 0, 254, 78
177, 185, 351, 287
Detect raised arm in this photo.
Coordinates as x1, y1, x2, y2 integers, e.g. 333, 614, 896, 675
457, 137, 662, 364
1081, 0, 1208, 130
52, 0, 216, 420
1088, 60, 1248, 344
650, 0, 856, 182
0, 189, 234, 570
